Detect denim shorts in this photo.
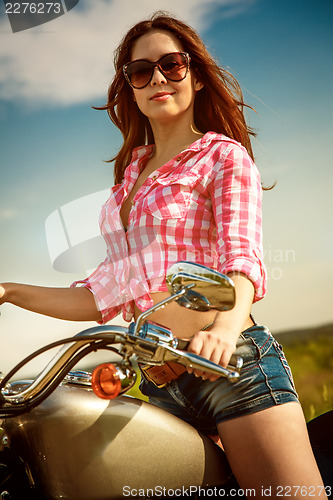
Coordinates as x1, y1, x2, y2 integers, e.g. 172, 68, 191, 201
139, 325, 299, 435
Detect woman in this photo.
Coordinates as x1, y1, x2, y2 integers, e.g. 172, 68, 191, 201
0, 12, 326, 497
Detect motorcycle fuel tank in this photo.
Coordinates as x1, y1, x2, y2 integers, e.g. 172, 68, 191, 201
2, 383, 230, 499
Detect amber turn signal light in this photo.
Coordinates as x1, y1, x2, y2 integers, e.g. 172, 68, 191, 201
91, 363, 121, 400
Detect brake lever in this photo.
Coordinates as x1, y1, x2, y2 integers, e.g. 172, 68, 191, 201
162, 345, 243, 382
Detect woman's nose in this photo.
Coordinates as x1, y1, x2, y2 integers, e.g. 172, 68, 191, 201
150, 65, 167, 86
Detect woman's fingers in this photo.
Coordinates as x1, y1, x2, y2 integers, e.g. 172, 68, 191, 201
187, 328, 237, 380
186, 333, 204, 375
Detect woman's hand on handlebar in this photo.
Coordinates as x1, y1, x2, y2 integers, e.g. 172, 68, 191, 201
187, 273, 255, 382
187, 326, 239, 381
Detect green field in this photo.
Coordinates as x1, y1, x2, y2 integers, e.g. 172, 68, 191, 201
278, 330, 333, 421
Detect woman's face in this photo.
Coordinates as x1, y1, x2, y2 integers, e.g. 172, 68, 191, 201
129, 29, 202, 126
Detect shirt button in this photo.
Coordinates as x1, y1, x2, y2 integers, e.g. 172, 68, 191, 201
152, 175, 158, 181
176, 156, 181, 161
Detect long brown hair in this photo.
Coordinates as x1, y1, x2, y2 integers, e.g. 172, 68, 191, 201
96, 12, 256, 185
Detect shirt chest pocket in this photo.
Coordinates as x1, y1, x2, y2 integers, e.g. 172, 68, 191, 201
142, 173, 200, 220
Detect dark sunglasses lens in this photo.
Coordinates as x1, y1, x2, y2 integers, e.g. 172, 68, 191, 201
159, 53, 188, 80
126, 61, 153, 89
125, 53, 188, 89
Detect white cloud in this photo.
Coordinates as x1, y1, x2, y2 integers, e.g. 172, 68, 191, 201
0, 0, 254, 107
0, 208, 20, 220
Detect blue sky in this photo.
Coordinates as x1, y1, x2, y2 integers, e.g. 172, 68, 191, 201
0, 0, 332, 375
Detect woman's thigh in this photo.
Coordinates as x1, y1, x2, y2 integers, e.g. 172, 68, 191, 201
218, 402, 327, 499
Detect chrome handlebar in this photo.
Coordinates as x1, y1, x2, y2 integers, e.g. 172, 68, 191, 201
1, 326, 126, 404
1, 287, 243, 408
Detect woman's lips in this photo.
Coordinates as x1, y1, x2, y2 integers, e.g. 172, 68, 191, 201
150, 92, 174, 101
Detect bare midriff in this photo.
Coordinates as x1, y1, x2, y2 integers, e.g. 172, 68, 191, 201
134, 291, 254, 339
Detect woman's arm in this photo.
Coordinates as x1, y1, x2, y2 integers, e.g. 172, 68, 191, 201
188, 272, 255, 381
0, 283, 102, 322
189, 142, 266, 380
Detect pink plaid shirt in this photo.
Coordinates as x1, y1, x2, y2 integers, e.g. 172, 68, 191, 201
72, 132, 267, 323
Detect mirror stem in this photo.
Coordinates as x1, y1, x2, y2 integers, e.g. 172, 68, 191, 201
134, 286, 194, 337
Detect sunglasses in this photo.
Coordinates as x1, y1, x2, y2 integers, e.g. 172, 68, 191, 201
123, 52, 190, 89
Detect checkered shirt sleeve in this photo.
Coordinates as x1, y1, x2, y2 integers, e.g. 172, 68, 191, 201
209, 142, 266, 301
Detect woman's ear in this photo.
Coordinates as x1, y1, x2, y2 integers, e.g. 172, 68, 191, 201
194, 78, 204, 92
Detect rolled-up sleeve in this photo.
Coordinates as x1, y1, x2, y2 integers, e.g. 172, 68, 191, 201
209, 143, 267, 302
70, 256, 123, 324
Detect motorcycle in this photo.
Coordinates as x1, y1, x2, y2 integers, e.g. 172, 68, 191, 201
0, 262, 332, 500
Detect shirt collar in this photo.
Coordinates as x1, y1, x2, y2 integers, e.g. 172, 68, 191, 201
131, 132, 228, 160
130, 144, 154, 165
